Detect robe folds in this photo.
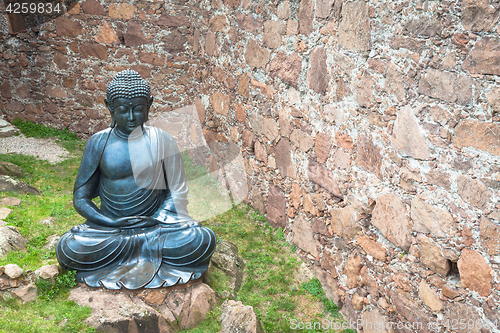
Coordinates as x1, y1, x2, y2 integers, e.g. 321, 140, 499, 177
56, 126, 216, 290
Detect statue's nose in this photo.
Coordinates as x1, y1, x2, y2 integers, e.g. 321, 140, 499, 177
128, 109, 134, 121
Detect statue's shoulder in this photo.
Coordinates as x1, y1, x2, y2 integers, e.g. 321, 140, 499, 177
87, 128, 112, 144
76, 128, 112, 191
90, 127, 112, 139
82, 128, 112, 155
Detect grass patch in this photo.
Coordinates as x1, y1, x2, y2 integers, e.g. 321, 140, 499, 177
302, 278, 340, 316
0, 154, 84, 270
0, 155, 84, 270
36, 271, 78, 301
0, 296, 94, 333
11, 118, 84, 152
0, 125, 92, 332
0, 269, 92, 333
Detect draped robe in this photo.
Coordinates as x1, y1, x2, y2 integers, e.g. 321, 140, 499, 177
56, 126, 216, 290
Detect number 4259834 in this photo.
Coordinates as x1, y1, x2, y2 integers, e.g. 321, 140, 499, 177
5, 2, 62, 14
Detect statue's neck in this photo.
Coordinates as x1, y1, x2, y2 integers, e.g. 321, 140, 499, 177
113, 126, 144, 140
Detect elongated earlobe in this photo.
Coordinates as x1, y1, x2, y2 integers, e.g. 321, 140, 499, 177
145, 96, 153, 123
105, 98, 116, 128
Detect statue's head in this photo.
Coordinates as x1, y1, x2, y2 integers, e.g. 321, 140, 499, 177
104, 70, 154, 134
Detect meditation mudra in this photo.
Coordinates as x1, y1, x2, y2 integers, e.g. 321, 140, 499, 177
56, 70, 216, 290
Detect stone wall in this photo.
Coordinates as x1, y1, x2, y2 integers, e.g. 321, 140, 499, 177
0, 0, 200, 136
191, 0, 500, 331
1, 0, 500, 331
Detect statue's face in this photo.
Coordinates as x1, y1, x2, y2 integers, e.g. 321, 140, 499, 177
111, 97, 150, 134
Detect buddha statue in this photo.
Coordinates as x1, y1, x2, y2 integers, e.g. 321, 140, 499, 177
56, 70, 216, 290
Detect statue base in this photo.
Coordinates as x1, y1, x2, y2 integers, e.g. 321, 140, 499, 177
69, 276, 217, 333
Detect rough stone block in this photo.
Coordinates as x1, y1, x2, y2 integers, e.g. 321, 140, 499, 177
292, 215, 318, 256
462, 0, 500, 32
480, 217, 500, 255
463, 37, 500, 75
392, 106, 429, 160
356, 135, 382, 179
124, 23, 152, 47
265, 185, 286, 228
371, 193, 412, 251
410, 198, 454, 238
307, 46, 329, 94
268, 51, 302, 87
308, 161, 342, 198
419, 281, 443, 312
417, 69, 476, 105
108, 3, 137, 19
245, 39, 269, 70
357, 235, 386, 261
263, 20, 285, 49
453, 119, 500, 157
457, 175, 492, 209
210, 92, 230, 116
81, 0, 105, 15
55, 17, 83, 37
331, 206, 360, 240
298, 0, 314, 35
339, 1, 370, 51
458, 248, 493, 297
417, 234, 451, 276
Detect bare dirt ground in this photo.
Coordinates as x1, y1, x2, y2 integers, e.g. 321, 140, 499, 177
0, 134, 70, 163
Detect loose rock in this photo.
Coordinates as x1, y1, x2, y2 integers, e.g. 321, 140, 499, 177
0, 161, 26, 178
69, 282, 216, 333
0, 197, 21, 206
0, 119, 16, 138
0, 226, 28, 257
4, 264, 23, 279
34, 265, 59, 280
210, 240, 244, 296
0, 207, 11, 220
12, 283, 37, 304
220, 299, 265, 333
0, 176, 40, 195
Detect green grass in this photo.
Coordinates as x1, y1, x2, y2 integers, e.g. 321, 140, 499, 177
0, 156, 82, 269
0, 122, 93, 332
36, 270, 78, 301
0, 152, 83, 270
0, 295, 94, 333
11, 118, 84, 152
1, 120, 351, 333
302, 278, 340, 316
